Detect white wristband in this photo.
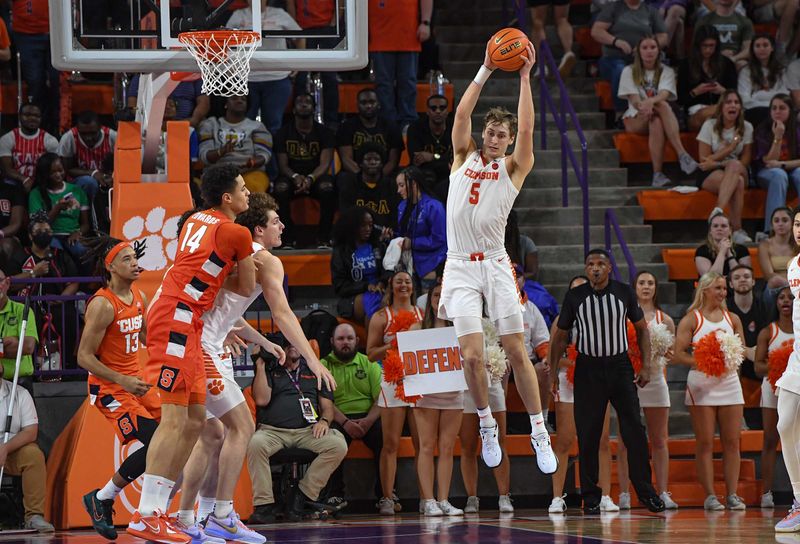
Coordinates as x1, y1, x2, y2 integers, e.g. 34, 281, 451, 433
91, 169, 99, 178
473, 65, 493, 87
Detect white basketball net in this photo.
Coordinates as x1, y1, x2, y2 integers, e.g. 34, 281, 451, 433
178, 31, 260, 97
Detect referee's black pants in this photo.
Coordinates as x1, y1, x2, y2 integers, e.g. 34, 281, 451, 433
573, 353, 658, 507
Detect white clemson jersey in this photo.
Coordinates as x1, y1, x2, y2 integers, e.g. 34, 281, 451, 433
446, 150, 519, 255
201, 241, 265, 353
777, 254, 800, 395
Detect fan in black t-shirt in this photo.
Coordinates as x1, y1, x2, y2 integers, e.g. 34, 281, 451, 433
406, 94, 453, 202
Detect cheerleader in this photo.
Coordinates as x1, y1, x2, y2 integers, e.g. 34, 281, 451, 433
674, 272, 747, 511
754, 286, 792, 509
548, 276, 618, 514
617, 271, 678, 509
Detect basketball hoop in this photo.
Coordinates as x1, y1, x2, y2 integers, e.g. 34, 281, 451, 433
178, 30, 260, 97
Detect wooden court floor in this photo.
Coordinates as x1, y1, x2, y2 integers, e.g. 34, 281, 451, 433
0, 509, 796, 543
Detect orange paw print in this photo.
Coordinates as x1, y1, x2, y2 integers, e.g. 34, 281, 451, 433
207, 379, 225, 395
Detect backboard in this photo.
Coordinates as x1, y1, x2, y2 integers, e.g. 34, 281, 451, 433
49, 0, 367, 73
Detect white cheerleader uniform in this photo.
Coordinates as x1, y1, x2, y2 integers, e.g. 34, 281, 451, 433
636, 310, 671, 408
685, 309, 744, 406
555, 367, 574, 404
463, 373, 508, 414
777, 255, 800, 395
762, 323, 793, 409
378, 306, 424, 408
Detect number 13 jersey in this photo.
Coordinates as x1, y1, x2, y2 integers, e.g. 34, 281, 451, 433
446, 151, 518, 255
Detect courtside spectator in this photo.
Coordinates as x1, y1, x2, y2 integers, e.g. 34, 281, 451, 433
696, 90, 754, 243
322, 323, 384, 511
405, 94, 453, 202
695, 210, 752, 277
199, 95, 272, 193
331, 207, 388, 325
529, 0, 576, 78
591, 0, 667, 114
750, 0, 800, 60
338, 143, 399, 229
618, 35, 698, 187
367, 0, 431, 129
738, 34, 788, 125
788, 58, 800, 108
273, 93, 337, 249
337, 88, 404, 176
757, 207, 794, 309
0, 103, 59, 192
0, 269, 37, 381
59, 111, 116, 205
227, 0, 305, 136
695, 0, 754, 70
395, 166, 446, 291
0, 175, 26, 257
678, 25, 738, 131
754, 95, 800, 238
127, 75, 209, 128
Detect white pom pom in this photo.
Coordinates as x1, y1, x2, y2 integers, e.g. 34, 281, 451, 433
648, 321, 675, 374
716, 330, 744, 373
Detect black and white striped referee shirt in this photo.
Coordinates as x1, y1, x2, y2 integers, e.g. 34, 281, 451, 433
556, 280, 644, 358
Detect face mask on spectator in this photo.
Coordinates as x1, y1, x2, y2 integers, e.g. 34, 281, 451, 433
32, 232, 53, 248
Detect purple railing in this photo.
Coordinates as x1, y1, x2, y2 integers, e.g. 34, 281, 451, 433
537, 41, 591, 256
604, 209, 638, 285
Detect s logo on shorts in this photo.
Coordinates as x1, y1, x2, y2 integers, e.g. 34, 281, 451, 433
118, 413, 135, 439
158, 366, 180, 392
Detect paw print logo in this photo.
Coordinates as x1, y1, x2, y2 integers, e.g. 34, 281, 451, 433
122, 208, 181, 272
208, 379, 225, 395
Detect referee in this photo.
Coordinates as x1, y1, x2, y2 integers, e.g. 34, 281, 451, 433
549, 249, 665, 513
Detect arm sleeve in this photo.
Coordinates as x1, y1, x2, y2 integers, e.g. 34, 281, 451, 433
45, 134, 60, 153
0, 132, 14, 157
16, 388, 38, 429
741, 18, 754, 43
58, 132, 76, 158
217, 223, 254, 261
556, 290, 577, 330
743, 122, 754, 145
660, 67, 677, 100
73, 185, 90, 211
651, 7, 667, 34
198, 118, 218, 163
617, 66, 637, 99
410, 200, 447, 251
695, 244, 711, 259
738, 68, 754, 109
697, 120, 713, 145
627, 285, 645, 322
734, 244, 750, 261
251, 122, 273, 163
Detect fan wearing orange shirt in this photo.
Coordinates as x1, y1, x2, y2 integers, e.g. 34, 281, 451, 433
77, 236, 155, 540
127, 164, 257, 544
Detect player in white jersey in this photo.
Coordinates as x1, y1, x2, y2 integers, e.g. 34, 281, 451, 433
774, 207, 800, 532
175, 194, 337, 542
439, 39, 556, 474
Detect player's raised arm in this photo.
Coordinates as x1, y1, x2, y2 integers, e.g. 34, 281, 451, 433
452, 43, 497, 168
509, 43, 536, 189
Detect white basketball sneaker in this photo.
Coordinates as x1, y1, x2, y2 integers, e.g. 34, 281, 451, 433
479, 423, 503, 468
531, 432, 558, 474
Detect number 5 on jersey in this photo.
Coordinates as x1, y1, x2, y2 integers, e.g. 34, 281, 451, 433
469, 182, 480, 205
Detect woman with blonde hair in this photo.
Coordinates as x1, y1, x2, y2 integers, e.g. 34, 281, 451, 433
618, 35, 698, 187
366, 270, 422, 515
695, 211, 752, 278
674, 272, 747, 510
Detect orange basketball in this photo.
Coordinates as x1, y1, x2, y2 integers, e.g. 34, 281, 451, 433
488, 28, 530, 71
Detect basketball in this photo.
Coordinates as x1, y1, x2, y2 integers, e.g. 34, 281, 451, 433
488, 28, 530, 71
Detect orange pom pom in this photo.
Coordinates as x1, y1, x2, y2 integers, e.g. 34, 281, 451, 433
387, 309, 418, 336
566, 363, 576, 386
693, 331, 725, 378
394, 381, 421, 404
383, 348, 405, 385
627, 320, 642, 375
768, 340, 793, 391
566, 343, 578, 363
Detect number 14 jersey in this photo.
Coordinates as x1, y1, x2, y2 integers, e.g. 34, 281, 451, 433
446, 150, 519, 255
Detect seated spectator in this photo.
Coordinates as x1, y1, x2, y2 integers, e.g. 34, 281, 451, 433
273, 93, 337, 249
6, 212, 80, 369
619, 35, 698, 187
337, 88, 403, 176
127, 74, 209, 128
651, 0, 689, 61
366, 270, 422, 516
694, 0, 754, 70
591, 0, 667, 114
529, 0, 576, 77
395, 166, 446, 291
738, 34, 789, 125
788, 58, 800, 109
199, 95, 272, 193
410, 282, 464, 516
321, 323, 383, 510
247, 340, 347, 523
331, 207, 388, 325
757, 207, 794, 306
696, 90, 754, 243
695, 210, 752, 276
753, 94, 800, 237
0, 370, 54, 532
694, 0, 747, 21
58, 110, 116, 206
678, 25, 738, 131
0, 269, 37, 381
338, 142, 399, 229
749, 0, 800, 60
0, 175, 27, 256
405, 94, 453, 202
28, 153, 91, 267
227, 0, 304, 137
0, 103, 59, 193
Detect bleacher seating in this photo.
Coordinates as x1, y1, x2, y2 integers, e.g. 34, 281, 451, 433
614, 132, 699, 164
662, 247, 763, 280
637, 189, 798, 221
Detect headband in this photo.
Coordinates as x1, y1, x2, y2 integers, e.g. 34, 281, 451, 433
105, 242, 131, 266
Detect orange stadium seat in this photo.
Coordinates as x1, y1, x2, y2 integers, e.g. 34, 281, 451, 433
594, 80, 613, 111
337, 82, 454, 114
662, 247, 763, 280
575, 27, 601, 58
614, 132, 699, 164
636, 188, 797, 221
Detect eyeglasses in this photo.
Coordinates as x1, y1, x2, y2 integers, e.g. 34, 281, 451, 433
429, 105, 447, 112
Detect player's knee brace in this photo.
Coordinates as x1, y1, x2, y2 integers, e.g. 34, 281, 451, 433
453, 316, 483, 337
496, 313, 524, 336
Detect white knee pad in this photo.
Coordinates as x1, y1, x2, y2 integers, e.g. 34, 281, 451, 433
496, 312, 524, 336
453, 316, 484, 338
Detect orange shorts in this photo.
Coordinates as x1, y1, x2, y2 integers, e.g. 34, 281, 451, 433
89, 382, 161, 444
146, 296, 207, 407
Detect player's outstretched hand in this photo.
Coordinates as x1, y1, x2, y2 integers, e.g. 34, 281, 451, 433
261, 339, 286, 366
519, 42, 536, 79
308, 357, 337, 391
483, 41, 498, 71
223, 329, 248, 357
120, 375, 152, 397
